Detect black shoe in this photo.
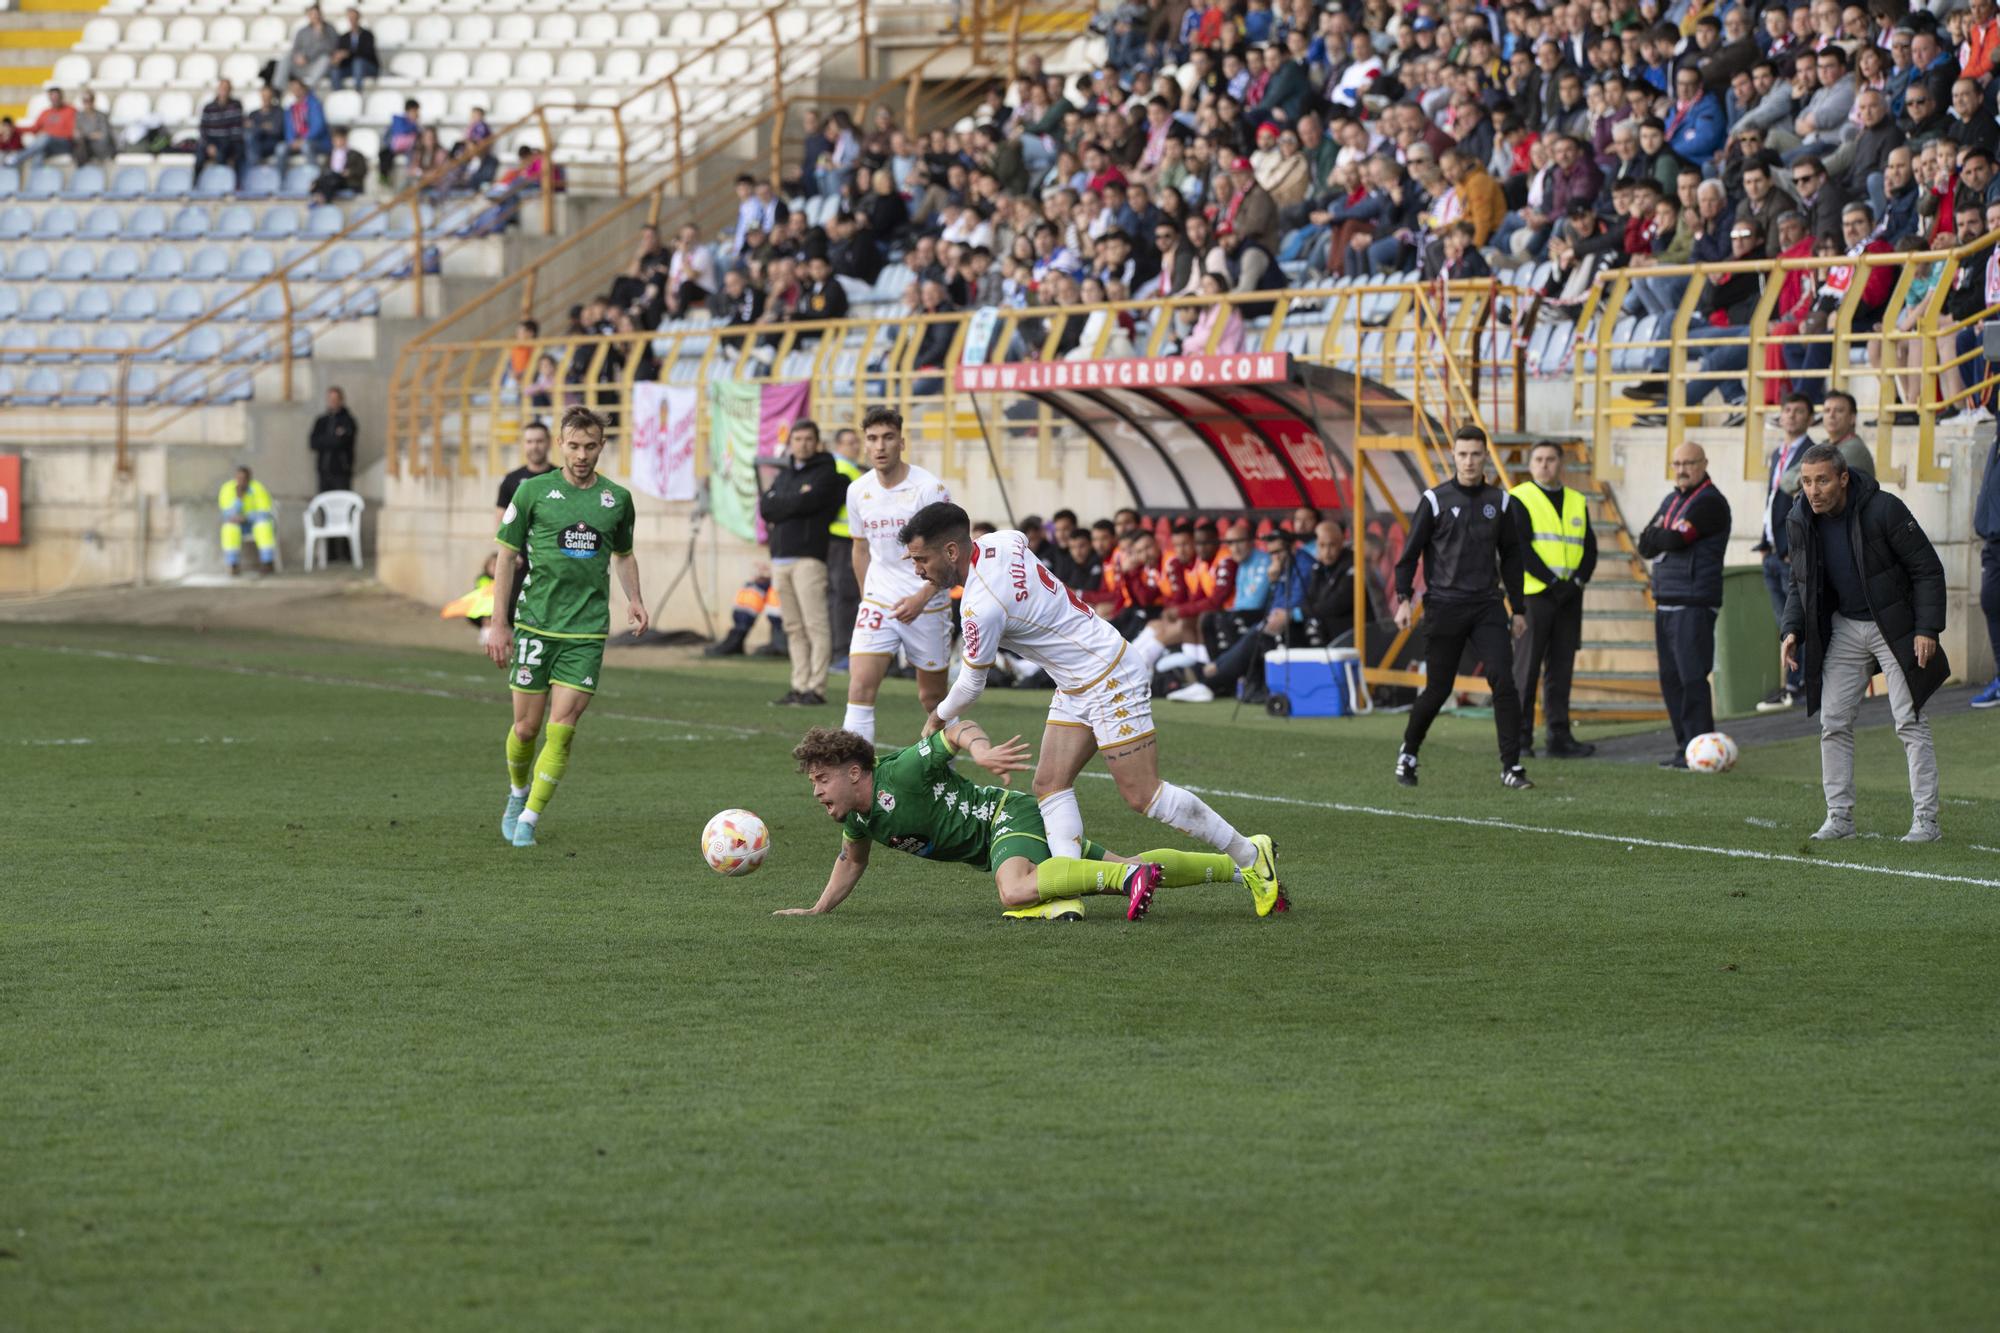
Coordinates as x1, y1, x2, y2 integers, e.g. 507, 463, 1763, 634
703, 631, 748, 657
753, 642, 789, 658
1659, 753, 1690, 770
771, 690, 803, 706
1395, 750, 1419, 787
1627, 379, 1670, 401
1754, 687, 1797, 714
1546, 733, 1597, 759
1721, 411, 1746, 428
1501, 765, 1535, 789
1519, 736, 1537, 760
798, 691, 827, 706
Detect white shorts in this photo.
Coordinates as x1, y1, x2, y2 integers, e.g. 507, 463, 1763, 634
1047, 649, 1155, 750
851, 599, 953, 672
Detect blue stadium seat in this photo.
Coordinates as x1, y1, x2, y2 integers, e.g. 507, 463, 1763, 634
187, 245, 230, 281
51, 246, 94, 281
0, 367, 13, 401
106, 164, 150, 201
238, 164, 281, 200
153, 165, 194, 198
279, 245, 318, 280
142, 247, 185, 281
290, 326, 313, 358
280, 162, 317, 199
0, 166, 14, 200
62, 164, 107, 201
342, 287, 381, 318
226, 329, 272, 363
352, 209, 387, 240
100, 245, 140, 281
254, 206, 300, 240
0, 206, 32, 241
37, 327, 83, 363
79, 204, 120, 240
229, 246, 276, 280
33, 206, 78, 240
162, 288, 206, 321
20, 166, 62, 201
125, 365, 160, 403
177, 326, 224, 363
85, 326, 130, 360
11, 247, 52, 282
112, 288, 159, 322
16, 367, 59, 405
62, 367, 113, 405
213, 204, 255, 240
248, 287, 288, 321
305, 204, 343, 237
194, 164, 236, 198
0, 327, 33, 361
300, 287, 343, 319
0, 288, 18, 320
322, 245, 364, 280
165, 205, 210, 241
163, 369, 207, 404
125, 204, 167, 240
218, 370, 254, 403
134, 325, 179, 360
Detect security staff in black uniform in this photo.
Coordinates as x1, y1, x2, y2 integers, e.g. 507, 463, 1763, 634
1393, 424, 1535, 790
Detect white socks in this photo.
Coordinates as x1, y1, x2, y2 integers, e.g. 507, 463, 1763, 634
1145, 781, 1255, 867
517, 809, 539, 827
510, 784, 529, 799
842, 703, 876, 744
1037, 788, 1084, 857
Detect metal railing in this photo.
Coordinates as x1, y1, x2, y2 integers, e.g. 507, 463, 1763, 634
0, 0, 874, 473
1574, 226, 2000, 485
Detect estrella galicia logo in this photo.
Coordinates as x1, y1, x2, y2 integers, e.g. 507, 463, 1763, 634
560, 522, 604, 559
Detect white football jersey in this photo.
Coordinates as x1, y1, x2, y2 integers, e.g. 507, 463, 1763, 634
847, 463, 953, 608
960, 529, 1128, 691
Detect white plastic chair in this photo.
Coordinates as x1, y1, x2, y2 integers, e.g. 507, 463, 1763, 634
304, 490, 365, 570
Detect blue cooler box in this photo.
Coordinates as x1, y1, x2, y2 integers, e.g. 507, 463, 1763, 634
1263, 647, 1360, 717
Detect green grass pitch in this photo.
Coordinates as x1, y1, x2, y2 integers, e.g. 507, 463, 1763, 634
4, 622, 1997, 1330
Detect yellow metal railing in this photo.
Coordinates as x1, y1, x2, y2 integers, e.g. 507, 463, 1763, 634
1577, 227, 2000, 485
0, 0, 872, 473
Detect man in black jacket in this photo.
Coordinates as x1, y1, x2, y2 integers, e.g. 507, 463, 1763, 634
330, 7, 378, 91
1637, 441, 1732, 769
1392, 425, 1535, 790
758, 419, 851, 707
1976, 424, 2000, 708
1780, 445, 1949, 842
309, 385, 357, 494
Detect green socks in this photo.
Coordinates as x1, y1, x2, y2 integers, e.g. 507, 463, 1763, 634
1035, 858, 1133, 901
506, 727, 534, 792
1135, 849, 1239, 887
526, 723, 575, 816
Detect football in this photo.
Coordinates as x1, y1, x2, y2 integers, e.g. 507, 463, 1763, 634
702, 808, 771, 876
1685, 732, 1739, 773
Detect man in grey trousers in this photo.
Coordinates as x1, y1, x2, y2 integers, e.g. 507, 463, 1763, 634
1780, 444, 1951, 842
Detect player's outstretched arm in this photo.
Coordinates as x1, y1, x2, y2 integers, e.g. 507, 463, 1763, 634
774, 836, 871, 915
613, 551, 649, 636
942, 719, 1031, 783
484, 547, 518, 668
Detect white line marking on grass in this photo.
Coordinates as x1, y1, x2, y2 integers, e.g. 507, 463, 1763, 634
5, 643, 763, 737
1080, 774, 2000, 890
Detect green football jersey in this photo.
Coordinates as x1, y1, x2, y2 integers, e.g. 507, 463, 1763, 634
841, 733, 1011, 867
494, 470, 637, 639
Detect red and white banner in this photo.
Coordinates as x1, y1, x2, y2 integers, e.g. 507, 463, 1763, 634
627, 383, 697, 502
0, 456, 20, 546
953, 352, 1291, 394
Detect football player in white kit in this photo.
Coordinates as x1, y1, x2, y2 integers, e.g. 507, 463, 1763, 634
840, 407, 955, 744
901, 502, 1286, 915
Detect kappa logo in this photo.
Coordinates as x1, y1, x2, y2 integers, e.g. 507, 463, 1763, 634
548, 488, 564, 500
876, 790, 897, 812
582, 676, 594, 686
1117, 724, 1135, 737
600, 491, 616, 509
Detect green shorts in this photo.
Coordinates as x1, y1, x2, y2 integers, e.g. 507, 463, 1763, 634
985, 793, 1109, 870
510, 629, 605, 695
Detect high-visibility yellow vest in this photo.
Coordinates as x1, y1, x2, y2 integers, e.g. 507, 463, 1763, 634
1510, 481, 1587, 596
828, 455, 862, 539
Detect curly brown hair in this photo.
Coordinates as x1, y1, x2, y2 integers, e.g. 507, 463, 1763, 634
791, 727, 876, 773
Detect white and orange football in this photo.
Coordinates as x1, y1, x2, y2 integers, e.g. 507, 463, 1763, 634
701, 808, 770, 876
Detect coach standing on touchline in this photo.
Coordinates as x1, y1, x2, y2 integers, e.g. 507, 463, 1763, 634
1780, 443, 1950, 843
1392, 424, 1535, 790
1637, 442, 1731, 770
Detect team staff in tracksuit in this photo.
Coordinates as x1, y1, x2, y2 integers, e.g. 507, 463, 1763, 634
1392, 424, 1535, 790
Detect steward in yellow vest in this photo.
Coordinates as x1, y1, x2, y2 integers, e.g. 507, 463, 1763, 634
219, 466, 277, 574
1509, 442, 1598, 759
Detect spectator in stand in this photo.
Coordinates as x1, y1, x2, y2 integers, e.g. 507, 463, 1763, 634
70, 89, 114, 165
0, 117, 20, 154
1062, 525, 1104, 595
330, 7, 378, 92
245, 85, 286, 168
453, 108, 496, 192
1665, 66, 1726, 167
199, 79, 245, 172
284, 78, 331, 164
379, 98, 422, 185
733, 174, 789, 256
1180, 271, 1245, 353
311, 126, 366, 202
1180, 526, 1318, 704
288, 5, 340, 90
309, 385, 357, 564
4, 87, 75, 167
710, 268, 765, 326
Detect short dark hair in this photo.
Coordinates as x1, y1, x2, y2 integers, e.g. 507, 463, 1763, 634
1454, 423, 1490, 447
1530, 440, 1565, 457
861, 405, 903, 432
560, 406, 605, 440
1824, 389, 1858, 414
1799, 442, 1849, 472
789, 417, 821, 442
1051, 507, 1078, 525
791, 726, 877, 774
523, 418, 551, 440
897, 500, 971, 549
1092, 518, 1117, 535
1781, 390, 1814, 412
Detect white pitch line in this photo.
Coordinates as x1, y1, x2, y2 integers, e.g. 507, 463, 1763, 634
1080, 774, 2000, 890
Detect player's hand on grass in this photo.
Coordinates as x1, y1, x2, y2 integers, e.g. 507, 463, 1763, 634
1782, 633, 1800, 673
482, 625, 512, 669
891, 591, 930, 623
772, 906, 823, 916
972, 733, 1032, 782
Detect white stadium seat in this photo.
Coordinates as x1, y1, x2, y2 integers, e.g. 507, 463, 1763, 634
454, 14, 494, 46
538, 14, 577, 44
432, 51, 470, 85
580, 14, 617, 43
516, 51, 554, 83
497, 15, 534, 45
556, 51, 597, 82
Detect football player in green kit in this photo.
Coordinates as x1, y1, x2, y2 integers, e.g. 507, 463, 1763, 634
779, 725, 1246, 920
486, 407, 648, 847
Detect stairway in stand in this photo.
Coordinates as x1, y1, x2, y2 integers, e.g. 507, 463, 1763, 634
1491, 433, 1666, 724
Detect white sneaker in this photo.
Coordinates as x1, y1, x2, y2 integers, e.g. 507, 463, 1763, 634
1167, 681, 1216, 703
1962, 405, 1995, 425
1810, 818, 1856, 841
1901, 820, 1942, 843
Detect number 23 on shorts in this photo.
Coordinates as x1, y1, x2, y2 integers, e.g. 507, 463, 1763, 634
855, 606, 886, 631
